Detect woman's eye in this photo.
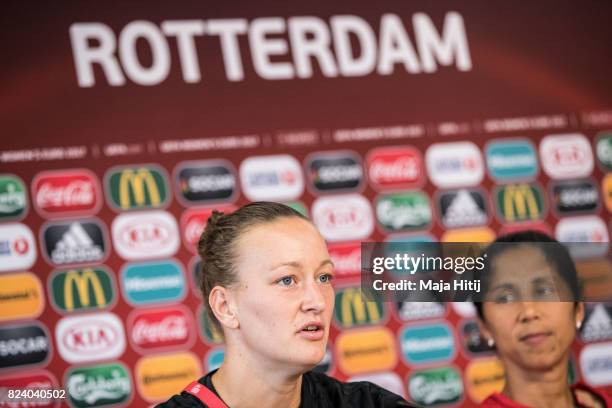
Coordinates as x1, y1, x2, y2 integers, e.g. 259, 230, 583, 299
318, 273, 334, 284
278, 276, 295, 286
495, 293, 515, 303
535, 285, 557, 298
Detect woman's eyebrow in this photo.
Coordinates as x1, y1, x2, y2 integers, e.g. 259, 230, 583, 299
489, 283, 516, 292
531, 276, 555, 284
269, 259, 334, 271
319, 259, 334, 269
269, 261, 301, 271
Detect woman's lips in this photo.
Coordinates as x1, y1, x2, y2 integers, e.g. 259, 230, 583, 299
519, 331, 552, 346
297, 323, 325, 340
299, 328, 325, 340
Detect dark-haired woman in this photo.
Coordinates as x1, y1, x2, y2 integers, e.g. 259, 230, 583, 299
156, 202, 415, 408
475, 231, 611, 408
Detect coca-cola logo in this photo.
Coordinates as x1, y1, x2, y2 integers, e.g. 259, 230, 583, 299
0, 372, 58, 408
33, 170, 101, 217
367, 147, 423, 190
180, 207, 235, 253
328, 242, 361, 282
129, 306, 194, 352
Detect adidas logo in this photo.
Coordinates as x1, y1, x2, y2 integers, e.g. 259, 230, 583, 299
51, 222, 103, 264
582, 304, 612, 342
442, 190, 487, 228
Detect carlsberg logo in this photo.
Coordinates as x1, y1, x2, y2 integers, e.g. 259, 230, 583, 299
67, 364, 131, 407
409, 367, 463, 405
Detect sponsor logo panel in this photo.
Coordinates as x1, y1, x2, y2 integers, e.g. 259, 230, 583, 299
349, 372, 406, 399
334, 287, 386, 329
0, 323, 51, 370
328, 242, 361, 284
41, 219, 107, 266
198, 304, 224, 345
105, 165, 169, 211
465, 358, 505, 403
0, 174, 28, 221
460, 320, 495, 355
312, 195, 374, 242
111, 211, 179, 261
603, 174, 612, 213
495, 183, 545, 223
555, 216, 609, 244
205, 348, 225, 372
580, 302, 612, 343
400, 323, 455, 365
128, 305, 195, 353
551, 180, 599, 215
498, 222, 551, 237
441, 227, 495, 243
577, 259, 612, 300
239, 155, 304, 201
306, 151, 364, 192
485, 139, 538, 181
49, 267, 115, 314
0, 223, 37, 272
408, 366, 463, 406
285, 201, 308, 216
174, 160, 237, 205
437, 189, 488, 229
0, 370, 58, 408
136, 352, 202, 403
65, 362, 132, 407
0, 272, 44, 322
55, 312, 125, 364
376, 192, 431, 233
580, 342, 612, 386
366, 146, 424, 190
395, 302, 446, 322
596, 132, 612, 170
425, 142, 484, 188
190, 257, 202, 298
335, 327, 398, 375
540, 134, 594, 179
121, 260, 186, 306
32, 169, 101, 217
180, 206, 236, 254
451, 302, 477, 318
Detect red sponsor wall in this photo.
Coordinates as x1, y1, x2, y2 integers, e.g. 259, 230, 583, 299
1, 1, 612, 406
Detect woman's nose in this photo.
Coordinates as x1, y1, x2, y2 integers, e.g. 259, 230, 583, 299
301, 282, 327, 313
518, 301, 540, 323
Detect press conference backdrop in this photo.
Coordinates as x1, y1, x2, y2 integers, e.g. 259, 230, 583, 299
1, 1, 612, 407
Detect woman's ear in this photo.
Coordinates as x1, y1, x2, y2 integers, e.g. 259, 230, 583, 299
476, 316, 494, 346
209, 286, 240, 330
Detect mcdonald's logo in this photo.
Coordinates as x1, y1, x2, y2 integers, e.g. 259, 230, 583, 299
106, 165, 169, 211
334, 287, 385, 328
50, 267, 115, 313
495, 183, 545, 223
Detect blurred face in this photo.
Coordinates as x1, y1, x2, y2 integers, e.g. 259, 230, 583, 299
230, 217, 335, 371
479, 246, 584, 371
